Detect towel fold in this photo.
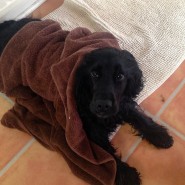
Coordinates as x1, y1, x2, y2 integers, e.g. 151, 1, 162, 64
0, 19, 121, 185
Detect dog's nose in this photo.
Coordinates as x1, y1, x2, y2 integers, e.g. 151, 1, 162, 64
95, 100, 112, 113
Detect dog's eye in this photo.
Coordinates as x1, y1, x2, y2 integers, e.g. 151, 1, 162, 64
90, 71, 100, 79
115, 73, 125, 81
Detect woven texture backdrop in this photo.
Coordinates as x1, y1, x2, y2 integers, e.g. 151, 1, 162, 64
44, 0, 185, 103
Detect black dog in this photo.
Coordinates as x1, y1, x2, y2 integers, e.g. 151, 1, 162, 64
0, 19, 173, 185
75, 48, 174, 185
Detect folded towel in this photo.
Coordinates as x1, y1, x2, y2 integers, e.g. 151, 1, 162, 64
0, 20, 121, 185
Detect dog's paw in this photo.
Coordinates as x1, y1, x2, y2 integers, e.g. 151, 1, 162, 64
144, 124, 174, 149
115, 162, 141, 185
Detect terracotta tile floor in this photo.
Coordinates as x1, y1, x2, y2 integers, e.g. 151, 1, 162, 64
0, 60, 184, 185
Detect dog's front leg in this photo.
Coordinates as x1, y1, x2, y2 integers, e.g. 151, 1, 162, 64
85, 128, 141, 185
97, 139, 141, 185
121, 102, 174, 149
114, 157, 141, 185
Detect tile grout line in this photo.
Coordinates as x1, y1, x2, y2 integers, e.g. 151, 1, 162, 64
0, 138, 35, 177
0, 92, 14, 105
158, 118, 185, 141
125, 78, 185, 162
123, 138, 142, 162
155, 79, 185, 118
145, 110, 185, 141
154, 78, 185, 140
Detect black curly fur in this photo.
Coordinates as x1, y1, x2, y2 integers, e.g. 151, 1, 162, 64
75, 47, 174, 185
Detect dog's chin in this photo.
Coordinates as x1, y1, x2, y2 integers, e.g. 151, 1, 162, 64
96, 114, 110, 119
94, 112, 118, 119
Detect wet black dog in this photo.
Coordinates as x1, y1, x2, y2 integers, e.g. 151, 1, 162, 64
0, 18, 173, 185
75, 48, 174, 185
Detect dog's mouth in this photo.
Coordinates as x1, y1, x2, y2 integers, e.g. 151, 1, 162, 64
95, 112, 112, 119
90, 99, 118, 119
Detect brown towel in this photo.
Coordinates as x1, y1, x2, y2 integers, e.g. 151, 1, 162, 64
0, 20, 121, 185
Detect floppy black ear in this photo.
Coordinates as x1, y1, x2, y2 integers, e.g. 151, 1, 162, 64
121, 50, 144, 99
74, 59, 92, 111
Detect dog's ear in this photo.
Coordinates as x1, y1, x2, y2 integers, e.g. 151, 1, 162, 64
121, 50, 144, 99
74, 57, 92, 109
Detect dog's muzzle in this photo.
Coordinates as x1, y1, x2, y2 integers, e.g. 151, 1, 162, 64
90, 99, 117, 118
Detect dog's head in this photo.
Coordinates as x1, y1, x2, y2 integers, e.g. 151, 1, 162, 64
75, 47, 143, 119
